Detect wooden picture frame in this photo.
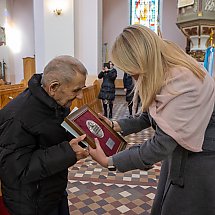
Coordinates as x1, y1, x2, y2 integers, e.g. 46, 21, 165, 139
63, 105, 127, 156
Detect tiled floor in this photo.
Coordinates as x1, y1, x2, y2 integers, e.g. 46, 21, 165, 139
67, 96, 159, 214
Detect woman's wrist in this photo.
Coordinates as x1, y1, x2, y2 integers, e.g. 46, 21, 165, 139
107, 156, 116, 171
102, 156, 109, 168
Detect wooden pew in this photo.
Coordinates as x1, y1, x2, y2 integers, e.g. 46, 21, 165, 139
22, 57, 36, 87
0, 84, 24, 90
0, 85, 26, 109
115, 79, 125, 96
115, 79, 124, 89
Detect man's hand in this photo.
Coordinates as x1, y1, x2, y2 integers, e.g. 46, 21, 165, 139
69, 134, 89, 160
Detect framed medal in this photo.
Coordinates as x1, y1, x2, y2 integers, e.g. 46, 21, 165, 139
62, 104, 127, 156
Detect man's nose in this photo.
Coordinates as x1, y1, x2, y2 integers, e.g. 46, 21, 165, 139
76, 90, 83, 99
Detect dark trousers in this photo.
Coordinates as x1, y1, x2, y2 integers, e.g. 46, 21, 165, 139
48, 192, 69, 215
128, 101, 133, 116
102, 100, 113, 118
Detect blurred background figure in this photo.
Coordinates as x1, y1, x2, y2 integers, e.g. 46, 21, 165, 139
98, 61, 117, 118
123, 72, 134, 117
123, 72, 140, 118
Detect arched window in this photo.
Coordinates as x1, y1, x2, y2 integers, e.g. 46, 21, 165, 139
130, 0, 160, 34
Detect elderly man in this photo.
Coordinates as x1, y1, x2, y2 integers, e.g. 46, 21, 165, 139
0, 55, 88, 215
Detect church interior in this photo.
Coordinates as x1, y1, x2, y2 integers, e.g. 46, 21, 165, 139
0, 0, 215, 214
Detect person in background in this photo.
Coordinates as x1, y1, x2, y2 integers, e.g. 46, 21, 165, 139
89, 25, 215, 215
123, 72, 140, 117
0, 55, 89, 215
123, 72, 134, 117
108, 61, 117, 74
98, 61, 117, 118
132, 88, 141, 117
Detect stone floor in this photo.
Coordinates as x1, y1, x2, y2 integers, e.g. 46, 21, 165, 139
67, 96, 159, 214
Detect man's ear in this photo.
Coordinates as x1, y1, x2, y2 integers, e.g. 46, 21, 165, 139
48, 81, 60, 96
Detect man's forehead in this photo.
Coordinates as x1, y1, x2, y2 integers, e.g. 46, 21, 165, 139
66, 79, 85, 89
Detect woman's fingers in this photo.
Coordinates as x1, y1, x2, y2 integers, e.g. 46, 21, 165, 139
88, 138, 108, 167
98, 113, 112, 127
94, 138, 101, 149
98, 113, 105, 120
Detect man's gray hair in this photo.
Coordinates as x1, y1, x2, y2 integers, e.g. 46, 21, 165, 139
41, 55, 87, 87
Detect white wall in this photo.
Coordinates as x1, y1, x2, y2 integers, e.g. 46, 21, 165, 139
103, 0, 130, 54
160, 0, 186, 48
11, 0, 35, 83
34, 0, 75, 74
0, 0, 34, 83
33, 0, 45, 74
103, 0, 130, 79
74, 0, 102, 85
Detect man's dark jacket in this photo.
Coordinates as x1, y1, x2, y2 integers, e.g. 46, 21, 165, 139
0, 74, 77, 215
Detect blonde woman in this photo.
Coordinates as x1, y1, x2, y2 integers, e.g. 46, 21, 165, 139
89, 25, 215, 215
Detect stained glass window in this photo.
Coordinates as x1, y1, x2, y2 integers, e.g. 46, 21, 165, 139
130, 0, 160, 33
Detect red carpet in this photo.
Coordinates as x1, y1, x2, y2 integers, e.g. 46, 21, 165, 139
0, 196, 10, 215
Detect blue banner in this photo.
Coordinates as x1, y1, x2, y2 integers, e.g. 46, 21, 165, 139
204, 46, 215, 77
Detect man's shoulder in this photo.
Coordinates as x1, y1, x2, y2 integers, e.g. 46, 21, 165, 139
3, 89, 50, 128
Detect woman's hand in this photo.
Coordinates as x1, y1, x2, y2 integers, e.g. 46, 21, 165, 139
69, 134, 89, 160
98, 113, 112, 127
98, 113, 122, 132
89, 138, 108, 168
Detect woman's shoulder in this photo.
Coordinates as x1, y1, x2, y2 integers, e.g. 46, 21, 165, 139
167, 66, 204, 86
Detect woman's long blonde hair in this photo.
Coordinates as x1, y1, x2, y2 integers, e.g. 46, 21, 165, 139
111, 25, 205, 111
